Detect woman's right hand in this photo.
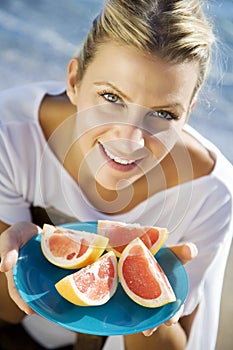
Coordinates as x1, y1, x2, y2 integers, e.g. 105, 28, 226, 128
0, 222, 40, 315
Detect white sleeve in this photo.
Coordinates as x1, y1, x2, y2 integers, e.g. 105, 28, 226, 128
180, 178, 232, 315
0, 128, 31, 224
182, 179, 233, 350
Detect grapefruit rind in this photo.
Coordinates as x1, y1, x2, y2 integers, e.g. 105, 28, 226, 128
97, 220, 168, 258
55, 251, 118, 306
118, 238, 176, 308
41, 224, 109, 269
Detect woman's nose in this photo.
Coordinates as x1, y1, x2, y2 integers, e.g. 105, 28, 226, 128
113, 124, 145, 154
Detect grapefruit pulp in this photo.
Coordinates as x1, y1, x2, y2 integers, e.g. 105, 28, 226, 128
55, 251, 118, 306
118, 238, 176, 307
41, 224, 109, 269
97, 220, 168, 257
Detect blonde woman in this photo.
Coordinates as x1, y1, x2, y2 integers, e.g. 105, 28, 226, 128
0, 1, 232, 349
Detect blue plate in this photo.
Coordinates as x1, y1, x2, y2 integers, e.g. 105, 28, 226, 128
13, 222, 188, 336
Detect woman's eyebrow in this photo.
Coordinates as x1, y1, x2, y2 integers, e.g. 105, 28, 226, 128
150, 103, 186, 114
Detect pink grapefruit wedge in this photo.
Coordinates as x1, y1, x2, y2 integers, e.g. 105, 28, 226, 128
41, 224, 109, 269
118, 238, 176, 308
97, 220, 168, 257
55, 251, 118, 306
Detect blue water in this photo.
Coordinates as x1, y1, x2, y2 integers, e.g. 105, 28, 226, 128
0, 0, 232, 162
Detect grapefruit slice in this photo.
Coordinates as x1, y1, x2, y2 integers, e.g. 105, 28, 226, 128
55, 251, 118, 306
97, 220, 168, 257
41, 224, 109, 269
118, 238, 176, 308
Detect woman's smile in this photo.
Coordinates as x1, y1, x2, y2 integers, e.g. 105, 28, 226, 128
98, 141, 141, 172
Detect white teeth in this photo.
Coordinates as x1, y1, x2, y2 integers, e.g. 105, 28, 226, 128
103, 145, 135, 165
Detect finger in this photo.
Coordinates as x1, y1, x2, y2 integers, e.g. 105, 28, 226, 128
165, 305, 184, 326
143, 304, 185, 336
0, 249, 18, 273
169, 242, 198, 265
6, 270, 34, 315
0, 222, 41, 272
143, 326, 158, 337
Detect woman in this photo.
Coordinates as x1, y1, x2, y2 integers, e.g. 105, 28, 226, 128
0, 0, 232, 349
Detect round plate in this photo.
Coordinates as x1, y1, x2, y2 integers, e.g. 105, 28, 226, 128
13, 222, 188, 335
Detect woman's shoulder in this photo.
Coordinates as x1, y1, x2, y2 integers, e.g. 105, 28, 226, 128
39, 90, 76, 142
161, 126, 215, 189
0, 81, 66, 125
182, 125, 233, 194
182, 127, 216, 180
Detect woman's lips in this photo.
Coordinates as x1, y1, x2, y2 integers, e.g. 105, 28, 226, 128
99, 142, 141, 172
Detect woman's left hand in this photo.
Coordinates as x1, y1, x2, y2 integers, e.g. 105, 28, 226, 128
142, 242, 198, 337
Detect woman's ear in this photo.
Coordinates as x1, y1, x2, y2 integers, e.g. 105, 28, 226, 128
66, 58, 79, 105
190, 97, 198, 112
185, 96, 198, 124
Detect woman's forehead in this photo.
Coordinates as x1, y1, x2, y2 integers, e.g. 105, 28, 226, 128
82, 42, 199, 108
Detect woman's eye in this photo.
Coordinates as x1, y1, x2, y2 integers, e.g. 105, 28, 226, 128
102, 92, 121, 104
149, 110, 177, 120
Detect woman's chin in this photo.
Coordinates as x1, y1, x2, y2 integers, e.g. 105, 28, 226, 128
94, 170, 142, 192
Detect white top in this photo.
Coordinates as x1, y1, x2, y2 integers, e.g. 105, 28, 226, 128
1, 81, 232, 349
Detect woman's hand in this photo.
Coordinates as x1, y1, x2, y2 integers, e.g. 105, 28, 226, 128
0, 222, 41, 315
142, 242, 198, 337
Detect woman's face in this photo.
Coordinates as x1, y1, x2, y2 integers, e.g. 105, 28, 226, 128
67, 42, 198, 192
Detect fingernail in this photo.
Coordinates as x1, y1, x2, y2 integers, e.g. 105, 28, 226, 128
186, 243, 198, 258
144, 327, 157, 336
0, 257, 5, 272
23, 308, 34, 316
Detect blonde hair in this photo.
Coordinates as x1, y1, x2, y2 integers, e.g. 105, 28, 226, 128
77, 0, 215, 96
